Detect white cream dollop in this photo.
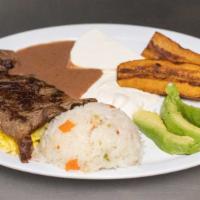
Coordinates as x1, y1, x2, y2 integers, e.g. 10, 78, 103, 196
70, 30, 140, 70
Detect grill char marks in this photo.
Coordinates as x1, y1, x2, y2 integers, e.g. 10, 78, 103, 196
0, 49, 96, 162
0, 50, 16, 73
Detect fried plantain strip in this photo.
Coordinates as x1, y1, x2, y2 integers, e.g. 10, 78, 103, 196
117, 59, 200, 100
141, 32, 200, 65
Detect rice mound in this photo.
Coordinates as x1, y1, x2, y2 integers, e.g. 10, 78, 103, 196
33, 103, 142, 172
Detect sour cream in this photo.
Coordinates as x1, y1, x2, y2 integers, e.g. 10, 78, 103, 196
70, 30, 141, 70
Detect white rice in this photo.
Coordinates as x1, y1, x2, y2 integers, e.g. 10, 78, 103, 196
33, 103, 142, 172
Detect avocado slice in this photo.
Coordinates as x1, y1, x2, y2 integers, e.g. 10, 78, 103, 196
161, 88, 200, 141
133, 110, 199, 154
167, 84, 200, 127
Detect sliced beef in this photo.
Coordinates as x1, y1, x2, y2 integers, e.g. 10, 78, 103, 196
0, 50, 16, 73
0, 50, 96, 162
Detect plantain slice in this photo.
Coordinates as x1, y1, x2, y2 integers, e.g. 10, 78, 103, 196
117, 59, 200, 100
142, 32, 200, 65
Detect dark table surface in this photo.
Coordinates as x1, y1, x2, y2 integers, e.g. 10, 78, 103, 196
0, 0, 200, 200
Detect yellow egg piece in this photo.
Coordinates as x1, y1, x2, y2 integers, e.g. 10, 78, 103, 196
0, 124, 47, 155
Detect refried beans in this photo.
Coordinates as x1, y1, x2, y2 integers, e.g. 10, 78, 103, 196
11, 41, 102, 98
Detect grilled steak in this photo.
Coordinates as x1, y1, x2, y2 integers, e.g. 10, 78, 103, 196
0, 50, 96, 162
0, 50, 16, 72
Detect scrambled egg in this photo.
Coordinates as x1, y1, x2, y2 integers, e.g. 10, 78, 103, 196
0, 125, 47, 155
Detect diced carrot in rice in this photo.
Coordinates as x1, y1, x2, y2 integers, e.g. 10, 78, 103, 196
65, 159, 80, 171
59, 120, 75, 133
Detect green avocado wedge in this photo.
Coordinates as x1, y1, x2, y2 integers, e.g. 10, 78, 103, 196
133, 110, 199, 154
161, 87, 200, 141
166, 84, 200, 127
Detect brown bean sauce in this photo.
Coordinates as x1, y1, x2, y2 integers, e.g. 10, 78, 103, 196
11, 41, 102, 98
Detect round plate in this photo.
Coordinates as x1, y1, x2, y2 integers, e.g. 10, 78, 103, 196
1, 24, 200, 179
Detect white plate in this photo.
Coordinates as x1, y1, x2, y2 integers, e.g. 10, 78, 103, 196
1, 24, 200, 179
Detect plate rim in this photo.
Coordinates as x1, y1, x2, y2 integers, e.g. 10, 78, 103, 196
0, 23, 200, 179
1, 23, 200, 41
